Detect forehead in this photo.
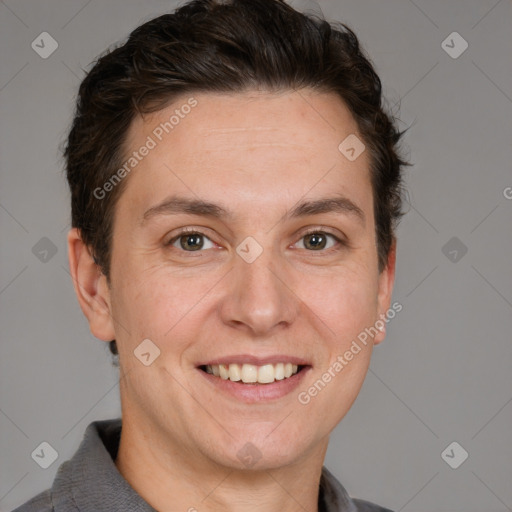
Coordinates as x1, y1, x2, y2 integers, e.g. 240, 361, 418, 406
117, 89, 372, 223
125, 89, 364, 160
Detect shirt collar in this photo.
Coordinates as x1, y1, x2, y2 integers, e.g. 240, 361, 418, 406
50, 419, 357, 512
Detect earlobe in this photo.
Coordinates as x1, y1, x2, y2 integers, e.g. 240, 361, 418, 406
373, 239, 397, 345
67, 228, 116, 342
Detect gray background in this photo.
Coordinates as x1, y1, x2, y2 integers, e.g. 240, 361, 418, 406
1, 0, 511, 510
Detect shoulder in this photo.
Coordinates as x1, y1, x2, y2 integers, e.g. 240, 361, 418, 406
320, 466, 394, 512
11, 489, 55, 512
352, 497, 395, 512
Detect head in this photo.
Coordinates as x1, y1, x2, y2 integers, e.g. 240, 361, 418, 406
66, 0, 408, 472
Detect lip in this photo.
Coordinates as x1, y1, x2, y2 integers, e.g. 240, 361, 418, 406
196, 354, 310, 367
197, 363, 312, 403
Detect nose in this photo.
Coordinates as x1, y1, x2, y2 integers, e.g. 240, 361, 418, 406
219, 245, 299, 337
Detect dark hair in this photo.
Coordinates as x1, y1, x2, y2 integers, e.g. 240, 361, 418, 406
65, 0, 409, 358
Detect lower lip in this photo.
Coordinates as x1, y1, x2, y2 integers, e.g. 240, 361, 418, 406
198, 367, 311, 403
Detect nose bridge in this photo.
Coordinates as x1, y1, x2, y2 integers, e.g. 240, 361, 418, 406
221, 240, 298, 334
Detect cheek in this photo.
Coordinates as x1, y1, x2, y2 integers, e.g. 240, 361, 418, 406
295, 273, 377, 431
304, 265, 379, 341
110, 265, 211, 351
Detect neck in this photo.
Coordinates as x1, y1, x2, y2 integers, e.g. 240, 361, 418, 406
115, 415, 329, 512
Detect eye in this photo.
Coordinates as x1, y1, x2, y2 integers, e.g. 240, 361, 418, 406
167, 229, 216, 252
295, 230, 342, 251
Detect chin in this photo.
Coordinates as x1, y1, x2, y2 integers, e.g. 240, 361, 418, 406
208, 428, 319, 472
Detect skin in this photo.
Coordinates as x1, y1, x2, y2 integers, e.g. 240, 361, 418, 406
68, 89, 396, 512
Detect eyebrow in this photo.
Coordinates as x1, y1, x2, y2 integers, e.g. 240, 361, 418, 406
141, 194, 365, 226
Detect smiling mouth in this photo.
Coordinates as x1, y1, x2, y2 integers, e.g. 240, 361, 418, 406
199, 363, 306, 384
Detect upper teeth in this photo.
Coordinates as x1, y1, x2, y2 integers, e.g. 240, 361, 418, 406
205, 363, 299, 384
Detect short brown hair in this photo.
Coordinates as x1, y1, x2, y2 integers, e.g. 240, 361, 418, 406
65, 0, 409, 356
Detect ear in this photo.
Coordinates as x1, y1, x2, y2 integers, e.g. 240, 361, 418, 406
373, 239, 397, 345
67, 228, 116, 342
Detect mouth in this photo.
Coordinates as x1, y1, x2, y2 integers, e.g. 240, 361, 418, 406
196, 356, 312, 402
199, 362, 307, 384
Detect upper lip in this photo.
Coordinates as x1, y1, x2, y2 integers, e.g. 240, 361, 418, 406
197, 354, 311, 367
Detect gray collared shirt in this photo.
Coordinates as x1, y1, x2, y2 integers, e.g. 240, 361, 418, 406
12, 419, 394, 512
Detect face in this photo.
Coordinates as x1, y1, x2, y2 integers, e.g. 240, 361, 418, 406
82, 89, 395, 471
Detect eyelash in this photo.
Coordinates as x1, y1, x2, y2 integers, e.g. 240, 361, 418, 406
165, 227, 346, 254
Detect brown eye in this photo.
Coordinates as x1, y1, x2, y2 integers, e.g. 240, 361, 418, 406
179, 233, 204, 251
167, 231, 215, 252
304, 233, 328, 250
297, 231, 339, 251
